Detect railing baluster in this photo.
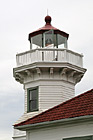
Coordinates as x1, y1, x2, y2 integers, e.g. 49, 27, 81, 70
42, 51, 44, 61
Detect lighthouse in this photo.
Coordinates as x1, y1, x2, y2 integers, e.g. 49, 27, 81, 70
13, 15, 86, 140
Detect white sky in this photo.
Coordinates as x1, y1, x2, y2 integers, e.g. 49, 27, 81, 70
0, 0, 93, 140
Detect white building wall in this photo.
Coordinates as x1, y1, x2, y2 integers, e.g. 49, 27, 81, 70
27, 121, 93, 140
24, 80, 74, 113
39, 81, 74, 110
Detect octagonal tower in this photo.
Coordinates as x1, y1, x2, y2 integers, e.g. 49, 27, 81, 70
13, 15, 86, 140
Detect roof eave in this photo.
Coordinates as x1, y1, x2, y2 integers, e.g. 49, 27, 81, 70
14, 115, 93, 131
28, 29, 69, 41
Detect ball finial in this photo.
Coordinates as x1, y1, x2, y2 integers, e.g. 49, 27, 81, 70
45, 15, 52, 25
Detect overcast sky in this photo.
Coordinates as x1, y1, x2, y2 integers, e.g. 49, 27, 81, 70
0, 0, 93, 140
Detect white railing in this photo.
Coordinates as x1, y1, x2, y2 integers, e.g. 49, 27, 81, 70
16, 48, 83, 67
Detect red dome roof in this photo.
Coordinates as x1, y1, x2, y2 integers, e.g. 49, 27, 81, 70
28, 15, 69, 41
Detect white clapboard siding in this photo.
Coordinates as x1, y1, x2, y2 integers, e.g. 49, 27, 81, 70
39, 83, 74, 110
24, 81, 74, 113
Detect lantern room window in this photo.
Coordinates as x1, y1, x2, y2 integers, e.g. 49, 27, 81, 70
30, 30, 68, 49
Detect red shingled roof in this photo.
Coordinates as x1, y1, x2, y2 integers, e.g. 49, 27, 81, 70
14, 89, 93, 127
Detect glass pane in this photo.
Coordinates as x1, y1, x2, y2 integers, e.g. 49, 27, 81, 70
31, 34, 42, 49
57, 34, 67, 48
30, 100, 37, 111
44, 29, 54, 47
30, 89, 37, 100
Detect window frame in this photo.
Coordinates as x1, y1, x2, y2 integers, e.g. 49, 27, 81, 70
27, 87, 38, 112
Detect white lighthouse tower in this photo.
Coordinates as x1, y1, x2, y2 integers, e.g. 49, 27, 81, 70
13, 15, 86, 140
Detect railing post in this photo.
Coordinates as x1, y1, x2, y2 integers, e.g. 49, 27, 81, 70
64, 49, 67, 62
42, 51, 44, 61
53, 49, 55, 60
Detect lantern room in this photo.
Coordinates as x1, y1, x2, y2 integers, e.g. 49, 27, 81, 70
28, 15, 69, 49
